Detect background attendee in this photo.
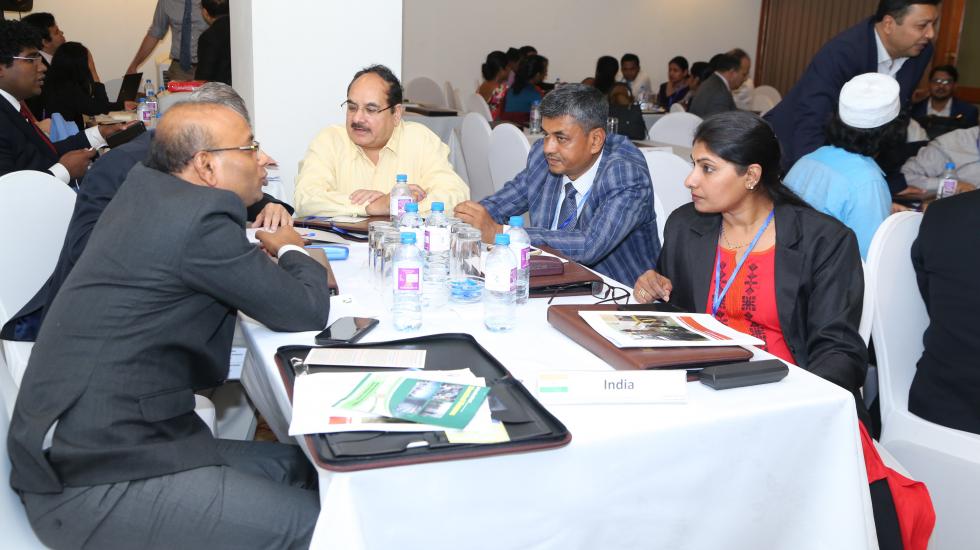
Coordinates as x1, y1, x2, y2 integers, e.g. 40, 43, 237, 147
294, 65, 468, 217
592, 55, 619, 95
910, 65, 979, 139
608, 82, 646, 139
619, 53, 653, 99
901, 126, 980, 193
518, 45, 537, 57
195, 0, 231, 85
22, 11, 66, 118
41, 41, 110, 131
504, 47, 521, 86
633, 110, 868, 423
656, 55, 690, 110
477, 50, 508, 120
127, 0, 208, 81
455, 83, 660, 286
501, 54, 547, 123
681, 60, 710, 108
728, 47, 754, 110
785, 73, 903, 259
687, 53, 743, 118
764, 0, 939, 189
909, 190, 980, 435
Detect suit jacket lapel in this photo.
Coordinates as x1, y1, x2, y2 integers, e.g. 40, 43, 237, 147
576, 151, 609, 228
773, 204, 804, 344
0, 98, 57, 161
687, 213, 720, 313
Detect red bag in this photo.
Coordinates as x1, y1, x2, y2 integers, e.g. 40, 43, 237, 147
166, 80, 206, 93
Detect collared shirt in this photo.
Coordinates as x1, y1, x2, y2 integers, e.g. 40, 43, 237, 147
927, 99, 952, 117
713, 71, 731, 91
294, 121, 469, 217
40, 51, 52, 65
874, 28, 909, 77
148, 0, 208, 63
550, 150, 603, 230
619, 70, 654, 99
0, 87, 104, 184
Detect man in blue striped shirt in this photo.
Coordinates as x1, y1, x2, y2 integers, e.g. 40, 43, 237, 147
455, 83, 660, 286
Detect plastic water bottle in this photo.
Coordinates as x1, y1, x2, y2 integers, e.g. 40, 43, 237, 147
391, 232, 423, 331
484, 234, 517, 332
398, 202, 425, 249
145, 88, 158, 117
506, 216, 531, 305
144, 79, 154, 99
529, 101, 542, 134
423, 202, 451, 308
136, 98, 151, 125
390, 174, 412, 220
938, 162, 958, 199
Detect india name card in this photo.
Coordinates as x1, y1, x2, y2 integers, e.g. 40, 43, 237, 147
535, 370, 687, 405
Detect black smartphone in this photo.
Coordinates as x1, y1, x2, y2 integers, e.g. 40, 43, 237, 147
105, 121, 146, 148
314, 317, 379, 345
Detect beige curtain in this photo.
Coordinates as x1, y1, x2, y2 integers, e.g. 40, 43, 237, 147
756, 0, 879, 94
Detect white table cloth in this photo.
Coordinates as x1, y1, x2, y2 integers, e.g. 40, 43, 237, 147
239, 243, 877, 550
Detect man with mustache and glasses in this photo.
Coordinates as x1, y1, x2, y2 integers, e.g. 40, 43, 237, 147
765, 0, 939, 194
455, 83, 660, 286
294, 64, 468, 217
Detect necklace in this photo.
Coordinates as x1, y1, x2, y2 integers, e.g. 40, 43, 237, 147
721, 213, 772, 249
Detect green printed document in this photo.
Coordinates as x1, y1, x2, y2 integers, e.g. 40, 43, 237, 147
333, 373, 490, 430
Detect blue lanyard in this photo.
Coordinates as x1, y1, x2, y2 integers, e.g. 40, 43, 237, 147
711, 210, 775, 317
557, 187, 593, 230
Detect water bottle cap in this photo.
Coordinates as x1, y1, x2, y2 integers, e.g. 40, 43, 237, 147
400, 232, 416, 244
431, 202, 444, 211
532, 100, 540, 106
396, 174, 408, 183
494, 234, 510, 246
945, 162, 955, 169
508, 216, 524, 227
405, 202, 418, 212
138, 98, 146, 103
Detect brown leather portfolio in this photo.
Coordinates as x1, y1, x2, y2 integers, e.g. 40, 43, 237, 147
306, 248, 340, 295
530, 246, 603, 298
294, 216, 389, 242
547, 304, 753, 370
404, 104, 458, 116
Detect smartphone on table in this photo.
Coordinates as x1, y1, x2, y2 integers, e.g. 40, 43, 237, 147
314, 317, 379, 345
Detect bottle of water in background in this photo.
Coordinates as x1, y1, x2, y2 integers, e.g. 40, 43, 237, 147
145, 87, 158, 117
484, 234, 517, 332
423, 202, 451, 308
392, 232, 423, 331
938, 162, 958, 199
144, 79, 154, 99
390, 174, 412, 220
529, 101, 542, 134
136, 98, 151, 125
506, 216, 531, 305
398, 202, 425, 248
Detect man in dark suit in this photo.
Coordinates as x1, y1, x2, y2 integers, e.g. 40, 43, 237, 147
0, 19, 129, 181
195, 0, 231, 85
910, 65, 980, 139
0, 82, 295, 342
687, 53, 743, 119
9, 101, 331, 549
909, 190, 980, 435
765, 0, 939, 192
21, 12, 63, 118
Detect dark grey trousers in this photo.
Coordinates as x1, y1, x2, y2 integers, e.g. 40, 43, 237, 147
21, 439, 320, 550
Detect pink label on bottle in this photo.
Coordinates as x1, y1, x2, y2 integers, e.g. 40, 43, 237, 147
521, 247, 530, 269
397, 267, 421, 291
397, 198, 411, 215
509, 267, 517, 290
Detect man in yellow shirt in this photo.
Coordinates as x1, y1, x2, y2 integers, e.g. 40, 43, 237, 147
294, 65, 469, 217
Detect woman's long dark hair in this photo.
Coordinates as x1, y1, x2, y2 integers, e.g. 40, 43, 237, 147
694, 111, 809, 208
512, 54, 547, 94
826, 111, 907, 158
481, 50, 507, 82
45, 42, 94, 93
594, 55, 619, 95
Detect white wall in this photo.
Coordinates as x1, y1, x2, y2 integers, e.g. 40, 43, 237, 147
5, 1, 170, 85
232, 0, 403, 203
403, 0, 763, 98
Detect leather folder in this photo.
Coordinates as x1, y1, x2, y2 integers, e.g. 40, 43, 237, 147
294, 216, 389, 242
530, 246, 603, 298
274, 334, 571, 471
547, 304, 753, 370
305, 248, 340, 296
404, 104, 458, 117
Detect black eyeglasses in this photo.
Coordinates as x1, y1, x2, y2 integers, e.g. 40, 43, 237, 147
341, 100, 395, 117
201, 140, 261, 155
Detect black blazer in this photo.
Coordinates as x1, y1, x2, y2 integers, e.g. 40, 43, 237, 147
909, 191, 980, 434
687, 73, 735, 119
0, 96, 92, 178
8, 163, 331, 494
0, 130, 294, 341
657, 202, 869, 406
195, 15, 232, 85
42, 80, 111, 132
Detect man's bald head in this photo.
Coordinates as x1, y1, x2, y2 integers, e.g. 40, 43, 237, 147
147, 102, 246, 175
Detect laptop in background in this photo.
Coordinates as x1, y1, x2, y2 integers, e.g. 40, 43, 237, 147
115, 72, 143, 104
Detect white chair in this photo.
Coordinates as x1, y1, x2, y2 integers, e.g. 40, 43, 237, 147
750, 94, 777, 116
652, 189, 668, 246
464, 93, 493, 122
489, 123, 530, 193
647, 112, 702, 147
641, 150, 693, 241
444, 81, 464, 113
460, 113, 495, 202
0, 370, 47, 548
669, 102, 686, 113
868, 211, 980, 550
752, 85, 782, 105
405, 76, 446, 107
157, 91, 192, 115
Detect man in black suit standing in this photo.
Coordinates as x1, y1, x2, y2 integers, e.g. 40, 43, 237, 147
686, 53, 743, 119
8, 101, 331, 549
196, 0, 231, 85
0, 19, 128, 181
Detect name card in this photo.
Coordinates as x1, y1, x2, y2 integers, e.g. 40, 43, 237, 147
535, 370, 687, 405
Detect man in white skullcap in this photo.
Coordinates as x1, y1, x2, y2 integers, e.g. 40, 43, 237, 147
784, 72, 904, 259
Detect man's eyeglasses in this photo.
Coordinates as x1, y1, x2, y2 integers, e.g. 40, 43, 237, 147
11, 54, 43, 65
931, 78, 953, 85
341, 100, 394, 117
202, 140, 261, 155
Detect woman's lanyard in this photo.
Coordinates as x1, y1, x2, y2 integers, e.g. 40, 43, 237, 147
557, 187, 593, 230
711, 210, 775, 317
